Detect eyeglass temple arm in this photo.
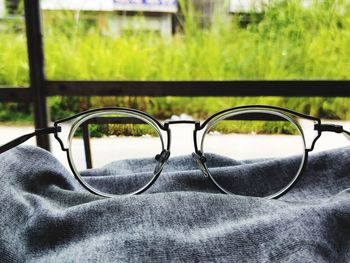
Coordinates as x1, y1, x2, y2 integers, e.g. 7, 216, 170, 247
314, 124, 350, 141
0, 127, 61, 154
343, 129, 350, 141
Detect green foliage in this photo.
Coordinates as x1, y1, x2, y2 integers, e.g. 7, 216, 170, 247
210, 119, 298, 135
1, 0, 350, 128
38, 1, 350, 81
73, 123, 158, 138
0, 32, 28, 86
0, 102, 32, 123
105, 124, 158, 137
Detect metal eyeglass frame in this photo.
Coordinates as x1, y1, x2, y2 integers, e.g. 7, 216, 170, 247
1, 105, 349, 199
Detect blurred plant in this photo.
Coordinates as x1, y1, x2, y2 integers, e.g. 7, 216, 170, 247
1, 0, 350, 130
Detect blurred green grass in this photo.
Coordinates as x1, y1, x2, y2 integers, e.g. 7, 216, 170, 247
1, 0, 350, 124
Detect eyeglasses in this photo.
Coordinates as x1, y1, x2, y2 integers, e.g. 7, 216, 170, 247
1, 105, 349, 199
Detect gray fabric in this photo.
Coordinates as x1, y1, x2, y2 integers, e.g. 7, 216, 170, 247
0, 145, 349, 262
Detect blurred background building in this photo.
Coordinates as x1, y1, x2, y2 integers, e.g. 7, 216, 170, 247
40, 0, 178, 38
0, 0, 5, 18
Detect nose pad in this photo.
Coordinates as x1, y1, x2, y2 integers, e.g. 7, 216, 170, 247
154, 150, 170, 174
192, 152, 210, 177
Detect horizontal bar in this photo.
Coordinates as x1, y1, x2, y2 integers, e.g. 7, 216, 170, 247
0, 87, 32, 102
2, 81, 350, 102
227, 113, 286, 121
166, 120, 199, 125
86, 117, 147, 125
46, 80, 350, 97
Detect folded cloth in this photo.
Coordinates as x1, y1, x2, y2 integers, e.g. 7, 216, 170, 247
0, 145, 349, 262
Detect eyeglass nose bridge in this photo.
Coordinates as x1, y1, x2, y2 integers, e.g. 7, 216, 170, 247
163, 119, 202, 156
163, 120, 208, 177
164, 120, 201, 129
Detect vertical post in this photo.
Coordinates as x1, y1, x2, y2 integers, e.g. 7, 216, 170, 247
24, 0, 50, 151
82, 123, 93, 169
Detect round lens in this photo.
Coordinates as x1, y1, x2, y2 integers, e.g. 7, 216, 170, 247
69, 112, 164, 196
202, 111, 305, 198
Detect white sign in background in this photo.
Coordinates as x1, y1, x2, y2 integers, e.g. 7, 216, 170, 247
0, 0, 5, 18
41, 0, 178, 13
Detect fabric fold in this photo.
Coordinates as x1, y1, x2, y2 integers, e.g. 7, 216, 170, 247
0, 145, 349, 262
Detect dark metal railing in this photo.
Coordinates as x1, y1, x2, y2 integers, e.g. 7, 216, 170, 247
1, 0, 350, 152
45, 80, 350, 97
24, 0, 50, 150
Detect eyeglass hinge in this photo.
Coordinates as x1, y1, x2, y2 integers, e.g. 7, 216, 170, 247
314, 124, 343, 134
35, 126, 61, 136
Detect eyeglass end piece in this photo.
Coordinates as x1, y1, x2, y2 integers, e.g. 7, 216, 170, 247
314, 124, 344, 134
